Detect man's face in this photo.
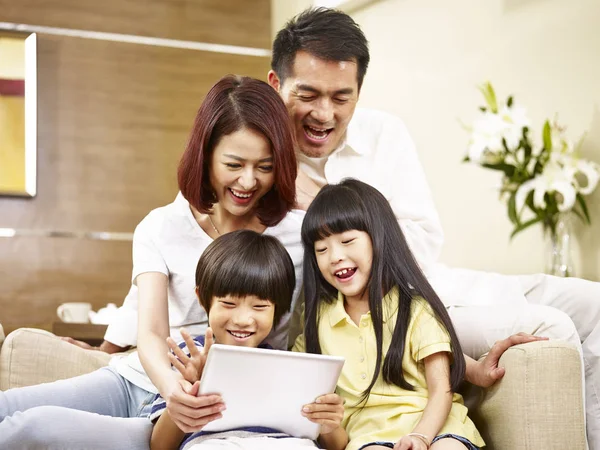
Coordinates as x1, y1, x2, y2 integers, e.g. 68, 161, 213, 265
269, 51, 359, 158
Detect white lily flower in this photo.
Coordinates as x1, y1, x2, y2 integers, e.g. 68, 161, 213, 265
515, 161, 577, 214
572, 159, 600, 195
467, 112, 506, 162
499, 104, 530, 150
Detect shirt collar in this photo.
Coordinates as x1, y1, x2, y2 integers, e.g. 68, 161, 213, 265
329, 110, 370, 157
327, 286, 399, 327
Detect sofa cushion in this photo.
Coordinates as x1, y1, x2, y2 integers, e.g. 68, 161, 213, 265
0, 328, 112, 390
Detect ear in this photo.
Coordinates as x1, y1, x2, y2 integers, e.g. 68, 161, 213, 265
267, 70, 281, 91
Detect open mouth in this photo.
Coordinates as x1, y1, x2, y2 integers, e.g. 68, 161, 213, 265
228, 188, 255, 204
304, 125, 333, 142
334, 267, 357, 279
227, 330, 255, 340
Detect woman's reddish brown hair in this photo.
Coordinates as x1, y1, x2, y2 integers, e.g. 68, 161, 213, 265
177, 75, 297, 226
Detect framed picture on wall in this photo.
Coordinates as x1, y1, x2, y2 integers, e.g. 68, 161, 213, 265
0, 31, 37, 197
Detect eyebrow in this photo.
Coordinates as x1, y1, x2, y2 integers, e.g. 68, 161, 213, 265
295, 83, 355, 96
222, 154, 273, 163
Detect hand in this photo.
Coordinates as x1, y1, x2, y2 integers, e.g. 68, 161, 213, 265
295, 168, 321, 211
60, 336, 96, 350
394, 435, 428, 450
60, 337, 129, 354
472, 332, 549, 388
162, 374, 225, 433
302, 393, 344, 435
167, 327, 214, 384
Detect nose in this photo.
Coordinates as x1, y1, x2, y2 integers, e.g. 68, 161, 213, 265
329, 243, 344, 265
310, 98, 334, 124
231, 306, 254, 327
238, 167, 257, 191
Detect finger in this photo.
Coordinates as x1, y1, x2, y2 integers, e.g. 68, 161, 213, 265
168, 352, 188, 374
181, 328, 201, 358
302, 411, 342, 422
302, 403, 343, 414
60, 337, 94, 350
172, 391, 223, 409
168, 337, 191, 363
188, 380, 200, 396
204, 328, 214, 355
491, 366, 506, 380
314, 393, 343, 405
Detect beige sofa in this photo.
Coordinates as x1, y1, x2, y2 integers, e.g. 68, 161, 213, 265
0, 327, 588, 449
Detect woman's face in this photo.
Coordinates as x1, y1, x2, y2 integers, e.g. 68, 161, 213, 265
210, 127, 275, 218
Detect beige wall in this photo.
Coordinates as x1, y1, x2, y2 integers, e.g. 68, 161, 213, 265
272, 0, 600, 280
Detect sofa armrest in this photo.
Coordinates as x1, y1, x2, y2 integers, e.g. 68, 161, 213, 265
0, 328, 116, 390
465, 340, 586, 450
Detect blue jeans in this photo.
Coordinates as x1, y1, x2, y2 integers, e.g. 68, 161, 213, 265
358, 434, 481, 450
0, 366, 154, 450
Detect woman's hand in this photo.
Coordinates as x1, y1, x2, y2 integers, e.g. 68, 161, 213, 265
302, 393, 344, 435
162, 375, 225, 433
167, 328, 214, 384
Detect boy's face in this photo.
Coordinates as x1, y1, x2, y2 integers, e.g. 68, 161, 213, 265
207, 294, 275, 347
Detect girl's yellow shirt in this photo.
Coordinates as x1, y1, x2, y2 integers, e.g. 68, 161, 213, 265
293, 288, 484, 450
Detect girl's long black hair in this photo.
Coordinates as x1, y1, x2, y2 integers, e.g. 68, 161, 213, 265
301, 179, 465, 401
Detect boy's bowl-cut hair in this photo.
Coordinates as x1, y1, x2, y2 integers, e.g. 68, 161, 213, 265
178, 75, 297, 227
196, 230, 296, 328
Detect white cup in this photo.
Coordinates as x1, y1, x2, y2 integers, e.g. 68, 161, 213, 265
56, 302, 92, 323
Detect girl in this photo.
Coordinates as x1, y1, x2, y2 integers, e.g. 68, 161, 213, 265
295, 179, 485, 450
150, 230, 347, 450
0, 75, 304, 449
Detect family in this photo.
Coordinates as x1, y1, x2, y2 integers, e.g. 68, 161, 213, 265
2, 7, 600, 450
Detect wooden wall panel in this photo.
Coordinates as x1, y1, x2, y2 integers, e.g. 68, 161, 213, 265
0, 237, 132, 335
0, 0, 272, 49
0, 12, 272, 333
0, 34, 271, 231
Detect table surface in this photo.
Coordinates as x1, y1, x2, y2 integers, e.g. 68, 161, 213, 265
52, 322, 108, 346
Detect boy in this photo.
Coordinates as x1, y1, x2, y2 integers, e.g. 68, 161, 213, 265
149, 230, 348, 450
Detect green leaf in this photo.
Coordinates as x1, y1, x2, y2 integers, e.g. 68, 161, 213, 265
507, 191, 518, 225
510, 216, 543, 240
462, 155, 470, 162
576, 193, 591, 224
478, 82, 498, 113
482, 162, 516, 177
542, 120, 552, 150
507, 96, 513, 107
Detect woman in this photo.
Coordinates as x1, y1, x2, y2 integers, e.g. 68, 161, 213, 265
0, 75, 303, 449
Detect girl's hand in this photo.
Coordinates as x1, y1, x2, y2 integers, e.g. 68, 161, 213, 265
301, 393, 344, 435
167, 327, 214, 384
394, 435, 429, 450
163, 375, 225, 432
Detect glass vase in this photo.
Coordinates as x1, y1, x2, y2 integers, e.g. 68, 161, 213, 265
545, 214, 575, 277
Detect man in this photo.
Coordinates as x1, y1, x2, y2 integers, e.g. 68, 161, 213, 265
266, 7, 600, 449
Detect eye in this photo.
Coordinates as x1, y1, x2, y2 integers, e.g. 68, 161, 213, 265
225, 163, 241, 169
342, 238, 355, 244
254, 304, 270, 310
315, 247, 327, 254
334, 97, 349, 104
298, 95, 316, 102
258, 165, 273, 172
219, 301, 236, 307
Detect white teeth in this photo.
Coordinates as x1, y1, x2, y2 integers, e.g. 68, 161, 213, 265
335, 269, 350, 276
230, 331, 252, 338
305, 126, 331, 141
230, 189, 252, 199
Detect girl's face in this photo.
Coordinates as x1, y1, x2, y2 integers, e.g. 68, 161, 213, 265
208, 294, 275, 347
314, 230, 373, 303
210, 127, 275, 219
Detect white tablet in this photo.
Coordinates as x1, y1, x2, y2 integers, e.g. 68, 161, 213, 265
199, 344, 345, 440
